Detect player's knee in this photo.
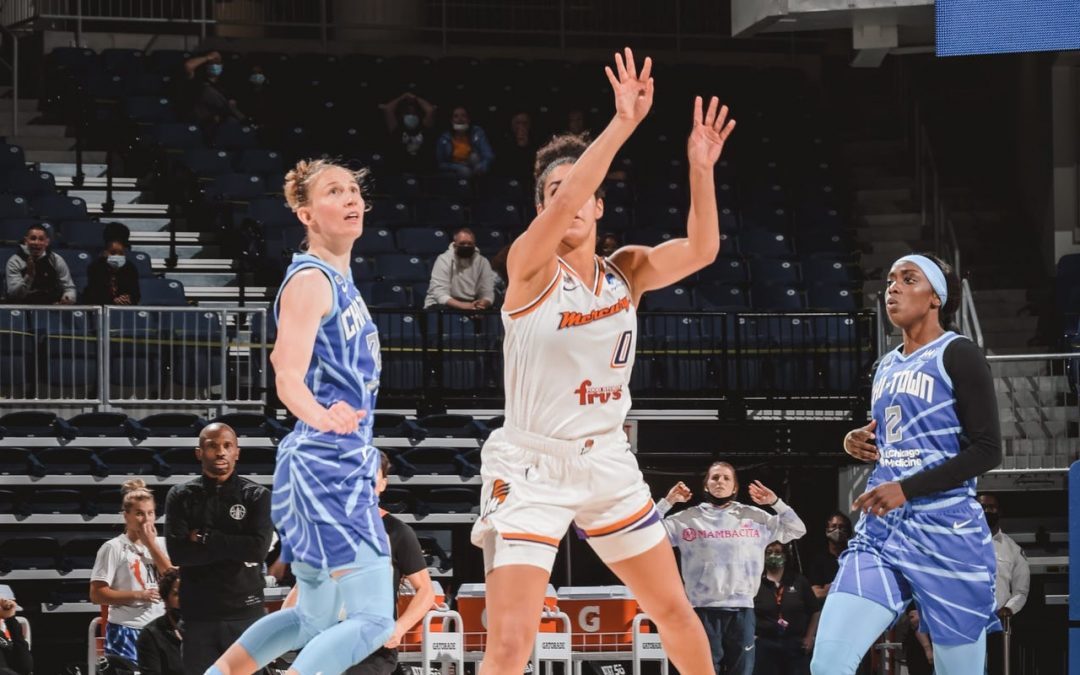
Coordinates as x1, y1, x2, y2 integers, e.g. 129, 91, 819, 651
642, 594, 698, 634
810, 639, 860, 675
485, 625, 535, 663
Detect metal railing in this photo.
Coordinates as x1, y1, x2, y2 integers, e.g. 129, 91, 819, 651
0, 305, 267, 408
959, 278, 984, 349
988, 352, 1080, 471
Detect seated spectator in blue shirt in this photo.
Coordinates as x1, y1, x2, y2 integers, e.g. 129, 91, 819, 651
436, 106, 495, 178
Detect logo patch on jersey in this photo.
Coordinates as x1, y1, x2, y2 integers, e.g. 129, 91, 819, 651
574, 379, 623, 405
481, 479, 511, 520
558, 297, 631, 330
230, 504, 247, 520
562, 274, 579, 292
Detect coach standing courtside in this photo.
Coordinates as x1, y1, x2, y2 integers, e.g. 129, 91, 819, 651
165, 423, 272, 674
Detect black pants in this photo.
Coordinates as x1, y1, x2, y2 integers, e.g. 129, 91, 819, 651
182, 615, 263, 675
754, 636, 809, 675
345, 647, 398, 675
987, 630, 1008, 675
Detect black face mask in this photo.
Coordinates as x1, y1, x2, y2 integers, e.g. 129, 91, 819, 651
984, 512, 1000, 530
454, 245, 475, 258
704, 492, 735, 507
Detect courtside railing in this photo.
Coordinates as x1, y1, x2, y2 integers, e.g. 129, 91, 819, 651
0, 305, 267, 408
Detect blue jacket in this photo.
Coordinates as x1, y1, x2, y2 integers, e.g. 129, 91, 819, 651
436, 125, 495, 173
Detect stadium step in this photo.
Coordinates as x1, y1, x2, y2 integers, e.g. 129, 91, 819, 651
856, 224, 921, 242
24, 149, 107, 163
139, 244, 221, 259
37, 161, 108, 177
0, 121, 67, 139
858, 213, 922, 229
65, 188, 145, 205
104, 216, 173, 233
6, 135, 77, 151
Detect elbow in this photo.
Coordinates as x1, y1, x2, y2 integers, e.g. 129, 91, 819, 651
89, 588, 104, 605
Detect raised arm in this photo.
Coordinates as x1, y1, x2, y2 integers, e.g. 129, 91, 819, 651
506, 48, 653, 296
612, 96, 735, 304
271, 269, 365, 435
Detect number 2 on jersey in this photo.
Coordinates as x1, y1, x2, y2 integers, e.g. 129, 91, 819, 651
884, 405, 903, 443
610, 330, 633, 368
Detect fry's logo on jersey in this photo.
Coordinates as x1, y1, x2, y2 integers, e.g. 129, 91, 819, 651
481, 479, 511, 520
558, 297, 631, 330
574, 379, 623, 405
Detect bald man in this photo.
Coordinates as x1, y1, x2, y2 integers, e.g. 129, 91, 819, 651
165, 423, 272, 674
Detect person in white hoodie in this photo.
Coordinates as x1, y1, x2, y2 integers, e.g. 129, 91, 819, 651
658, 461, 807, 675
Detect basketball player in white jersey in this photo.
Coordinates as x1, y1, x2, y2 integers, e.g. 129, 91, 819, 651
471, 47, 736, 675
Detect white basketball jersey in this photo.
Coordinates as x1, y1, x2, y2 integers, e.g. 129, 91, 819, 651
502, 256, 636, 440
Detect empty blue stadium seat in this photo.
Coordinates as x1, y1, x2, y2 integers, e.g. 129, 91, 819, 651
237, 149, 284, 176
377, 175, 421, 201
0, 144, 25, 172
205, 173, 266, 201
367, 200, 412, 227
699, 258, 748, 285
0, 537, 61, 570
98, 448, 166, 476
357, 227, 397, 255
396, 228, 450, 256
246, 197, 300, 229
183, 148, 233, 177
740, 230, 793, 258
369, 282, 410, 308
125, 96, 174, 123
752, 284, 805, 311
602, 205, 632, 231
378, 255, 428, 282
128, 251, 154, 278
803, 258, 853, 285
0, 195, 29, 219
808, 284, 859, 311
62, 537, 110, 570
750, 258, 801, 285
57, 248, 94, 279
141, 278, 186, 306
212, 121, 259, 150
697, 283, 749, 310
33, 194, 88, 221
644, 285, 693, 311
4, 170, 56, 196
35, 448, 106, 476
422, 175, 471, 200
57, 221, 105, 250
473, 199, 522, 228
148, 123, 203, 150
415, 200, 465, 227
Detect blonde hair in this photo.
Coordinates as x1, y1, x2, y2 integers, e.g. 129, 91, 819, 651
121, 479, 154, 512
283, 158, 369, 212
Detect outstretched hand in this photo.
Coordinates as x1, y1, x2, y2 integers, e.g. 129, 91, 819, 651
748, 480, 777, 506
687, 96, 736, 169
605, 47, 654, 125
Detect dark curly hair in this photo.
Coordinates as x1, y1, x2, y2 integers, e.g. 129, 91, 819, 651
533, 133, 605, 205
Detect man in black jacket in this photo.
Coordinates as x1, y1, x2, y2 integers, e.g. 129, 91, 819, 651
165, 423, 271, 675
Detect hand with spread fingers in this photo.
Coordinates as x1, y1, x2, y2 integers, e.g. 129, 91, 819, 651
843, 419, 879, 462
852, 481, 907, 517
687, 96, 736, 169
748, 480, 778, 506
605, 47, 654, 126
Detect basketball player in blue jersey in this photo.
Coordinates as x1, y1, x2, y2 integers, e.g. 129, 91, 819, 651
473, 48, 735, 675
810, 253, 1002, 675
207, 159, 393, 675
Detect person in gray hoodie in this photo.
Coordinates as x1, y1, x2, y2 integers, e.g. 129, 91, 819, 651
423, 227, 495, 311
658, 461, 807, 675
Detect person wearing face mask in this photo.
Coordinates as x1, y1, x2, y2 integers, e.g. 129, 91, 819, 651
85, 233, 141, 305
182, 51, 246, 128
753, 541, 819, 675
379, 91, 437, 169
136, 570, 183, 675
423, 227, 495, 311
0, 585, 32, 675
805, 512, 853, 600
977, 493, 1028, 675
4, 224, 75, 304
659, 463, 807, 675
436, 105, 495, 177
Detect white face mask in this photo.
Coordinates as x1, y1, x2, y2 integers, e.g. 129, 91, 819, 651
106, 255, 127, 269
452, 123, 469, 132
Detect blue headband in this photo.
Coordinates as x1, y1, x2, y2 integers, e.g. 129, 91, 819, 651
895, 255, 948, 307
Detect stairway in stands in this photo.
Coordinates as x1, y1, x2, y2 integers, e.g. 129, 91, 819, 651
7, 85, 246, 308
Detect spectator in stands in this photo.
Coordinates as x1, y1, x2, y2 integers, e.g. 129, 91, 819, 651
182, 51, 247, 127
979, 493, 1030, 675
237, 65, 277, 130
90, 480, 174, 665
436, 105, 495, 177
659, 464, 807, 675
497, 111, 537, 182
164, 422, 272, 675
84, 233, 141, 305
423, 227, 495, 311
490, 243, 510, 303
566, 107, 590, 136
597, 231, 621, 258
380, 92, 437, 173
805, 511, 853, 600
753, 541, 819, 675
0, 585, 31, 675
4, 224, 75, 304
136, 570, 183, 675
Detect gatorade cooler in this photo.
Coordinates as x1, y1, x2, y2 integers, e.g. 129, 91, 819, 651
457, 583, 559, 650
556, 586, 645, 651
397, 579, 445, 652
